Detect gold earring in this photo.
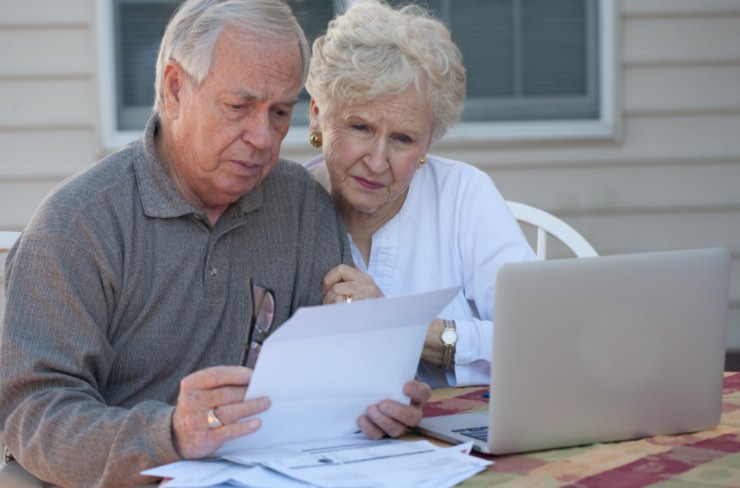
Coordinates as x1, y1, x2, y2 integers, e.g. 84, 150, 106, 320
309, 130, 322, 148
419, 155, 426, 167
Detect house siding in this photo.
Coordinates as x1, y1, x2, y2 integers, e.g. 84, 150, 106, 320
1, 0, 740, 348
0, 0, 98, 231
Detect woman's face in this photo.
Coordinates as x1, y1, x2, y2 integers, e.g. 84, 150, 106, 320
317, 88, 433, 218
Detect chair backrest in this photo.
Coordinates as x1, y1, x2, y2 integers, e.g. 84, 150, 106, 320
1, 231, 21, 327
507, 201, 597, 259
0, 231, 21, 253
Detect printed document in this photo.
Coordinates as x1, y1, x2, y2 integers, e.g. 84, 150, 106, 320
217, 287, 460, 454
144, 435, 491, 488
142, 288, 494, 487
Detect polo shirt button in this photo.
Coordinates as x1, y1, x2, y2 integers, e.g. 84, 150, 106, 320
208, 265, 218, 277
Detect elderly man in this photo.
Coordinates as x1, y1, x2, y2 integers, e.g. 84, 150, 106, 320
0, 1, 430, 486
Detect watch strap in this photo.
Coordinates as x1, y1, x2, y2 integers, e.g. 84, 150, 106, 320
439, 319, 456, 369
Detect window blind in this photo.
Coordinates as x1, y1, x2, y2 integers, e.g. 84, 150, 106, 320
111, 0, 599, 131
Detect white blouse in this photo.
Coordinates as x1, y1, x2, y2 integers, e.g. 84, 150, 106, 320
305, 154, 536, 387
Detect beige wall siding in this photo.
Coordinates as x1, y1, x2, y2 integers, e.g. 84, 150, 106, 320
0, 0, 98, 230
1, 0, 740, 349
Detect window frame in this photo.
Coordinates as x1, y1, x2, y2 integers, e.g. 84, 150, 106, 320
434, 0, 619, 146
96, 0, 618, 151
97, 0, 142, 148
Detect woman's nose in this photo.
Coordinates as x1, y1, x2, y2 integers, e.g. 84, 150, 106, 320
364, 140, 390, 173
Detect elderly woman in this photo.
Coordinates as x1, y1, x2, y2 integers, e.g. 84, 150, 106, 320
305, 0, 536, 389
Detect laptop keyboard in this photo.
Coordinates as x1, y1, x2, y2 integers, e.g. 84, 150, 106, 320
453, 426, 488, 442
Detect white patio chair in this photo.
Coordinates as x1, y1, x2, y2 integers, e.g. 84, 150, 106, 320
0, 231, 21, 253
507, 201, 597, 259
1, 231, 27, 484
1, 231, 21, 316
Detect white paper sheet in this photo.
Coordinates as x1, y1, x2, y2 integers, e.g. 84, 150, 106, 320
259, 439, 489, 488
144, 436, 491, 488
145, 460, 308, 487
216, 287, 459, 454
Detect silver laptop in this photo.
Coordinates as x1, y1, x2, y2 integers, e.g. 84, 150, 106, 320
417, 247, 731, 454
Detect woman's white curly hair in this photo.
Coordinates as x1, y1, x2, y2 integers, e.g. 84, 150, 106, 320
305, 0, 466, 141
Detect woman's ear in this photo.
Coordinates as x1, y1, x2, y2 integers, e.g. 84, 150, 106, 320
309, 98, 320, 126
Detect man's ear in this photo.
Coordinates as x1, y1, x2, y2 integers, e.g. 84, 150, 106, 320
162, 60, 187, 118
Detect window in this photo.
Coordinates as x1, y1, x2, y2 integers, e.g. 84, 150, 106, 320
113, 0, 179, 131
98, 0, 614, 147
387, 0, 601, 122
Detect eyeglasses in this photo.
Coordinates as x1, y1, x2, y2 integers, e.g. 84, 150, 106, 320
239, 278, 276, 369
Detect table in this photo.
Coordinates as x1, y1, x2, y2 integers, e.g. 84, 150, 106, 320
3, 373, 739, 487
422, 371, 740, 487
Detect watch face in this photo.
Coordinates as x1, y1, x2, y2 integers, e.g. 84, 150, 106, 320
441, 329, 457, 345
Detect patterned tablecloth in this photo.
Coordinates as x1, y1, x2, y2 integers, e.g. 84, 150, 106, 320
421, 372, 740, 487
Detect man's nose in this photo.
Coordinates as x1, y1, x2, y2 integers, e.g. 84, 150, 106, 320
241, 111, 275, 150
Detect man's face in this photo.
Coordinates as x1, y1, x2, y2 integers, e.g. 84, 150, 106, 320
162, 27, 303, 213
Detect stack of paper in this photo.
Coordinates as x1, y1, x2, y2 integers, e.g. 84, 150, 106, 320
144, 289, 491, 487
143, 435, 491, 487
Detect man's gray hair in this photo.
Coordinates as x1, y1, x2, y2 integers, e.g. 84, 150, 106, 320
154, 0, 310, 115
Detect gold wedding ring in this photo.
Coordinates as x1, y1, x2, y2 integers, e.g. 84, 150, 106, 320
206, 407, 223, 428
343, 296, 352, 304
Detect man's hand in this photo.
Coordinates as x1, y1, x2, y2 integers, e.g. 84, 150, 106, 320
357, 380, 432, 439
172, 366, 270, 459
322, 264, 384, 304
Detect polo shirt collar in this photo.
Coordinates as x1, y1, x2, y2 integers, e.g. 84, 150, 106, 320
134, 115, 263, 221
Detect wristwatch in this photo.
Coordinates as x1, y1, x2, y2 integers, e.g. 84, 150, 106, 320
439, 319, 457, 369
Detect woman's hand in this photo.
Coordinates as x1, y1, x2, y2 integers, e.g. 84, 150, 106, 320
357, 380, 432, 439
322, 264, 385, 304
172, 366, 270, 459
421, 318, 445, 366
